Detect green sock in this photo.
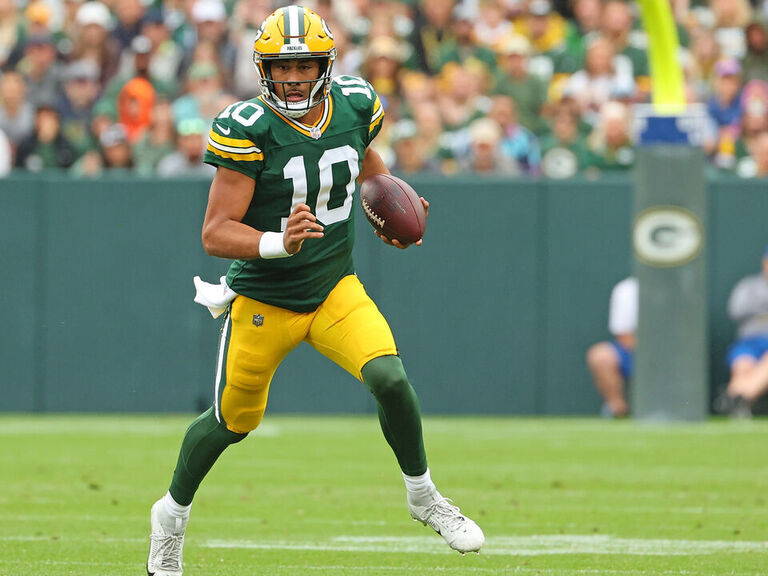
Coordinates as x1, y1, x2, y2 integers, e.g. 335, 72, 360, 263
361, 355, 428, 476
168, 407, 247, 506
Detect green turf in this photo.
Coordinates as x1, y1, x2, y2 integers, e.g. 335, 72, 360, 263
0, 415, 766, 575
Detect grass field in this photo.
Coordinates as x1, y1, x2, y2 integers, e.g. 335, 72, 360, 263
0, 415, 766, 575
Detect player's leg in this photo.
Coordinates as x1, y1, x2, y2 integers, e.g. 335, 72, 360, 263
586, 341, 629, 417
306, 275, 484, 553
148, 296, 308, 575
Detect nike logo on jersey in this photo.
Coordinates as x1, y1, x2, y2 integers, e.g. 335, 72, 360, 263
216, 124, 231, 135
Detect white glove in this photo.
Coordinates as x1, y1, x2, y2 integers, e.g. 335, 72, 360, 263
193, 275, 238, 318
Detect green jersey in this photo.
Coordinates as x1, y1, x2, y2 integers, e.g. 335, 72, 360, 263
203, 76, 385, 312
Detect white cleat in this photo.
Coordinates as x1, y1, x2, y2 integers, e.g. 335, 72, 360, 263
147, 499, 188, 576
408, 490, 485, 554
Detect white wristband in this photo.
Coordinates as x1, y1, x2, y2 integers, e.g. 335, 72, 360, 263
259, 231, 291, 259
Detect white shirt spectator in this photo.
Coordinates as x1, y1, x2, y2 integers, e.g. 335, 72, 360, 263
609, 276, 638, 336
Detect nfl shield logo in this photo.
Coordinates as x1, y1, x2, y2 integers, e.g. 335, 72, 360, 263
252, 314, 264, 327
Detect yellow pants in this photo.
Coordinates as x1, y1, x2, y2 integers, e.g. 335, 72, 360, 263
214, 275, 398, 434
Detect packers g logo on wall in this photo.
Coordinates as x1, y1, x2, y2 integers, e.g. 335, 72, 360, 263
633, 206, 704, 268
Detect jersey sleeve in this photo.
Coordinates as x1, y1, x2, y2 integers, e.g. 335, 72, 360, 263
204, 103, 265, 179
332, 76, 385, 146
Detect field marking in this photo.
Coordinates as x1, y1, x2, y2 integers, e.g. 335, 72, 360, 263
202, 534, 768, 556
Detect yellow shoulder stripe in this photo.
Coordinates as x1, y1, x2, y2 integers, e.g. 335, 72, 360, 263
372, 95, 382, 115
206, 143, 264, 162
369, 109, 385, 133
208, 130, 259, 150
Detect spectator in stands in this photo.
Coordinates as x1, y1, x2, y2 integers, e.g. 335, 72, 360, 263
514, 0, 567, 55
172, 61, 227, 124
138, 8, 184, 92
564, 35, 633, 126
0, 71, 35, 149
15, 33, 62, 109
410, 0, 457, 74
0, 0, 22, 69
362, 36, 407, 101
230, 0, 274, 97
437, 62, 491, 160
707, 58, 744, 152
435, 3, 497, 72
742, 20, 768, 84
70, 1, 121, 87
72, 123, 134, 177
183, 0, 236, 86
22, 2, 55, 43
15, 102, 78, 171
586, 276, 637, 418
551, 0, 603, 74
489, 94, 541, 176
117, 76, 156, 144
540, 102, 589, 178
491, 34, 548, 135
715, 246, 768, 417
156, 117, 215, 178
600, 0, 650, 91
460, 116, 519, 174
710, 0, 751, 59
474, 0, 512, 51
687, 27, 722, 101
58, 60, 102, 158
389, 119, 441, 174
582, 100, 635, 172
737, 130, 768, 178
134, 98, 176, 176
112, 0, 146, 51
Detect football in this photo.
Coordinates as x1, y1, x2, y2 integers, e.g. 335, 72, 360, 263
360, 174, 426, 245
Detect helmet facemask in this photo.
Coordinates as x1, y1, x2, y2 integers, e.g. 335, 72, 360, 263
254, 52, 336, 119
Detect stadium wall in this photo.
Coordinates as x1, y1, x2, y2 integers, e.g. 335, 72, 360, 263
1, 174, 765, 415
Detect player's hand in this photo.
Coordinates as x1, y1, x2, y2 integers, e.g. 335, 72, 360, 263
375, 197, 429, 249
283, 203, 324, 254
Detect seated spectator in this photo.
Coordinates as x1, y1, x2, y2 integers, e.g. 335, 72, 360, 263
513, 0, 567, 55
71, 123, 135, 177
0, 0, 23, 69
138, 8, 184, 93
736, 130, 768, 178
540, 103, 589, 178
362, 36, 407, 101
156, 117, 215, 178
15, 103, 78, 171
686, 27, 722, 102
182, 0, 236, 86
436, 4, 497, 72
409, 0, 458, 74
600, 0, 650, 92
436, 62, 492, 158
550, 0, 602, 75
58, 60, 102, 158
564, 35, 634, 126
491, 34, 548, 135
15, 33, 63, 109
582, 100, 635, 172
70, 1, 122, 87
112, 0, 146, 51
172, 61, 226, 124
389, 119, 441, 174
586, 276, 637, 418
708, 58, 744, 132
474, 0, 513, 51
742, 20, 768, 84
133, 98, 176, 176
0, 71, 35, 149
117, 76, 156, 143
710, 0, 751, 60
489, 94, 541, 176
715, 247, 768, 417
459, 117, 519, 174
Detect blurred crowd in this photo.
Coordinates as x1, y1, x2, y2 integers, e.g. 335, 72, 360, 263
1, 0, 768, 178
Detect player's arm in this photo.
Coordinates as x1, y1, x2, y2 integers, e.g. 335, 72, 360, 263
201, 166, 323, 259
359, 147, 430, 249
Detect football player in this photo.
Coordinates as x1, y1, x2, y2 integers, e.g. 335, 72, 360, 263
147, 7, 484, 574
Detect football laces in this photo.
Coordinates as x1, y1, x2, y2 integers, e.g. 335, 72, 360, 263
362, 198, 385, 228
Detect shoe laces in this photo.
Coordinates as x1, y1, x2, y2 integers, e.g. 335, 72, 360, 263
424, 497, 467, 532
154, 533, 184, 570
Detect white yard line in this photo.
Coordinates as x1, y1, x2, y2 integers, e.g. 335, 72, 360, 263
202, 534, 768, 556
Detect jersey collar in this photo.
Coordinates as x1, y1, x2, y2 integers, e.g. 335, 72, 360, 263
260, 95, 334, 140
